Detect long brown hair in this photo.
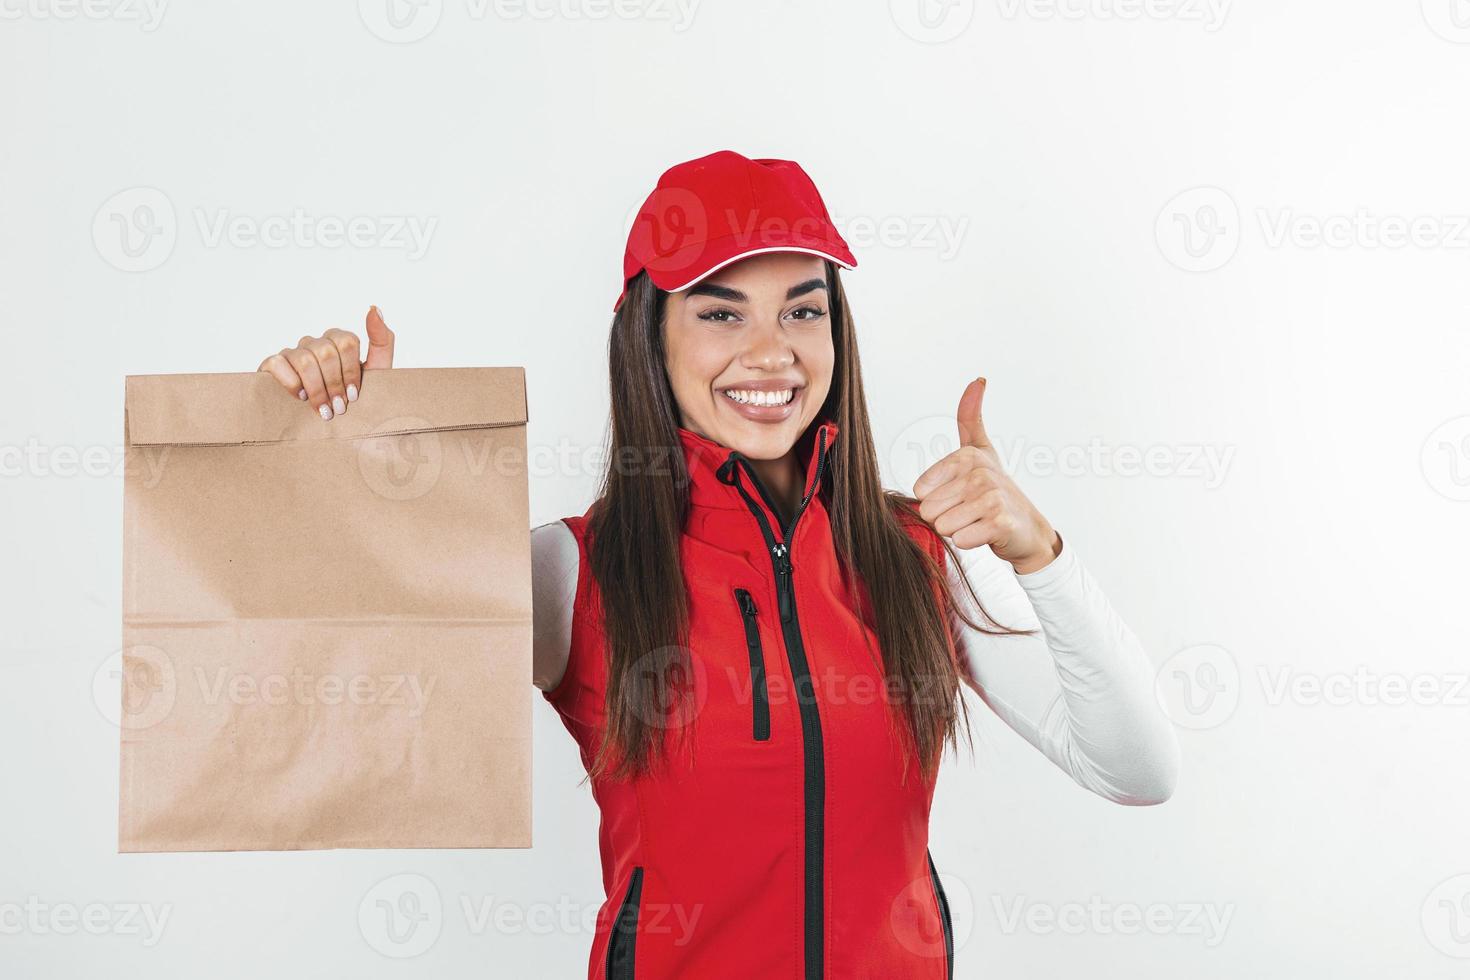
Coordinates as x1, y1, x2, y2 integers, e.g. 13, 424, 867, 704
585, 262, 1019, 782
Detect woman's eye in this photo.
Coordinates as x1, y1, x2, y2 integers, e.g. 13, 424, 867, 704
697, 309, 740, 323
789, 306, 827, 321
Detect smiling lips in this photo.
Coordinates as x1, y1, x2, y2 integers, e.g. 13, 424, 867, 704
719, 381, 803, 422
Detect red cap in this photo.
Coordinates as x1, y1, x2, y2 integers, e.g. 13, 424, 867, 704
616, 150, 856, 312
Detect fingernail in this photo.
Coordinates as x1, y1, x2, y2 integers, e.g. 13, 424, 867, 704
375, 306, 386, 323
319, 403, 334, 422
346, 383, 358, 403
297, 389, 307, 400
333, 395, 346, 415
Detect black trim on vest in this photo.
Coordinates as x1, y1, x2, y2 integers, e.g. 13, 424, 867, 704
716, 426, 830, 980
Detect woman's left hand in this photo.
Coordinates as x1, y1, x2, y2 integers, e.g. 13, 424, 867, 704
912, 377, 1062, 575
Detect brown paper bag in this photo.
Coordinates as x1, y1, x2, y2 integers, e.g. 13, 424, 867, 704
119, 367, 532, 852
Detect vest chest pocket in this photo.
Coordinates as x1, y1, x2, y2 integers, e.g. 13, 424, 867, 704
606, 865, 644, 979
733, 588, 772, 741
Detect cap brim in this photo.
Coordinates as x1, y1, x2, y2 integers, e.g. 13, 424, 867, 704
649, 236, 857, 295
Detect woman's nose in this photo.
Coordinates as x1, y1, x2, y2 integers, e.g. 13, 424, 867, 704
740, 320, 795, 371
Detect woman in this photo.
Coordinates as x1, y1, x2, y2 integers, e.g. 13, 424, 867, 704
255, 151, 1179, 979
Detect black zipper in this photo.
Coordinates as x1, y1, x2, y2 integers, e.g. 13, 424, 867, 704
606, 865, 644, 979
927, 850, 954, 979
734, 588, 772, 741
716, 427, 830, 980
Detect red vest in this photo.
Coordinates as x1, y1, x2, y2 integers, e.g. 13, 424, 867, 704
542, 418, 957, 979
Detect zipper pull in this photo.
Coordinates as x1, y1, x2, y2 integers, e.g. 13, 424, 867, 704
772, 543, 794, 622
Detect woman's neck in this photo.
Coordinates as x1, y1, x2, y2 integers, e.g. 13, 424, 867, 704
746, 452, 802, 527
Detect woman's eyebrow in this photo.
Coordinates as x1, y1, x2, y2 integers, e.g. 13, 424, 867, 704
685, 278, 829, 302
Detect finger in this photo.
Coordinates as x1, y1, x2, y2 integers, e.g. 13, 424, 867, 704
957, 376, 991, 450
324, 328, 362, 404
919, 480, 1002, 528
364, 305, 394, 371
913, 446, 995, 499
284, 347, 333, 421
950, 516, 1003, 552
930, 493, 1000, 539
258, 353, 307, 402
304, 335, 348, 417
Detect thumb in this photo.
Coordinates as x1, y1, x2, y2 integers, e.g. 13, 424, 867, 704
957, 376, 991, 449
364, 305, 395, 370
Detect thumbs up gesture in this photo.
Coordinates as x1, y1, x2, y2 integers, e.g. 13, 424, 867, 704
912, 377, 1062, 574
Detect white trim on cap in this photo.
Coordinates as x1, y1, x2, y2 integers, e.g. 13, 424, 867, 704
663, 246, 857, 293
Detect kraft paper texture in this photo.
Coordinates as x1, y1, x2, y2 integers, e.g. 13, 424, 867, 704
119, 368, 532, 852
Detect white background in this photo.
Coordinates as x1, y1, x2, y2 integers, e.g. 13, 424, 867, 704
4, 0, 1470, 976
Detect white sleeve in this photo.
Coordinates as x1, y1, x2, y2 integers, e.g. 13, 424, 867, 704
531, 520, 579, 692
948, 538, 1181, 806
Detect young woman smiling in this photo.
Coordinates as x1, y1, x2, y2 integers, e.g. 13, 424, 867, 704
254, 151, 1180, 979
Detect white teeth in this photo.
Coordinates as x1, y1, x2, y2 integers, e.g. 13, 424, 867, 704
723, 388, 795, 407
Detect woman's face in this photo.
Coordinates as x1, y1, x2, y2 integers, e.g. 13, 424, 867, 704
661, 252, 834, 461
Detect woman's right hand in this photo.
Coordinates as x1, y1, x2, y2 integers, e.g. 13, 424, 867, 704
256, 306, 396, 421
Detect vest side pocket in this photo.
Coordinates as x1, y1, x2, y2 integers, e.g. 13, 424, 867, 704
606, 865, 644, 979
734, 588, 772, 741
926, 850, 955, 979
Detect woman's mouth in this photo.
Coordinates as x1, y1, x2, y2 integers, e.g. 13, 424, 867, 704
719, 384, 802, 422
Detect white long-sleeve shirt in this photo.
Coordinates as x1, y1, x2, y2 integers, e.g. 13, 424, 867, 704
530, 521, 1180, 806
